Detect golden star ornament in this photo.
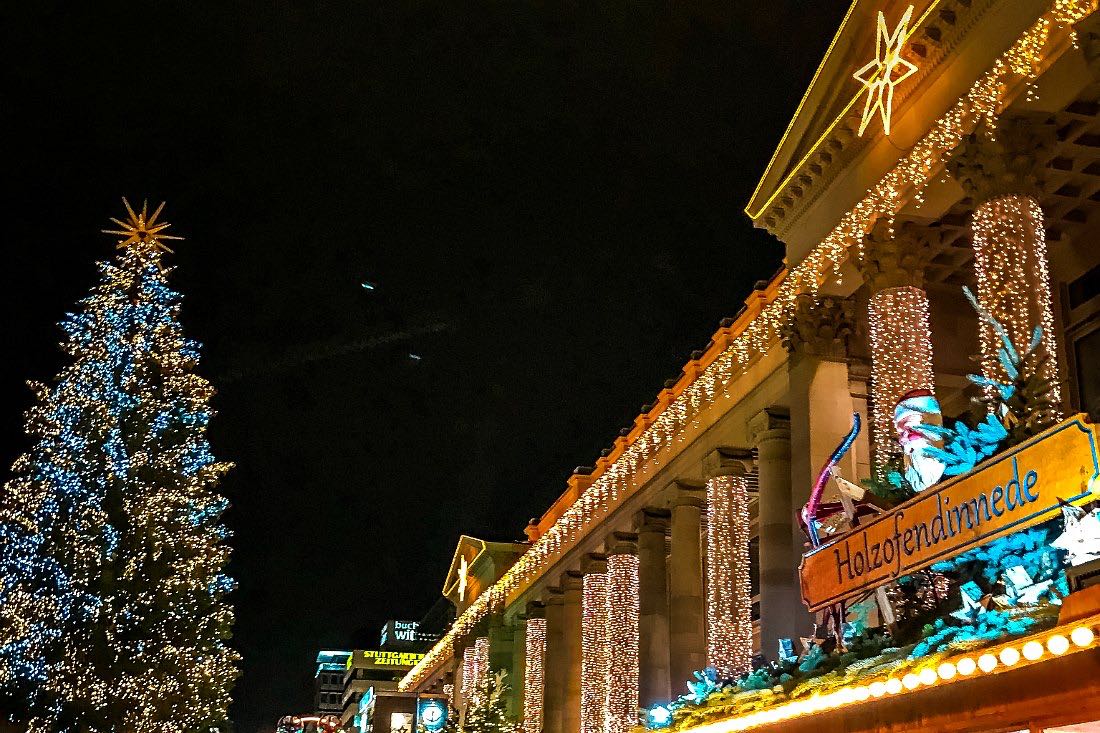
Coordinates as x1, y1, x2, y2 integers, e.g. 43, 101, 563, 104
854, 5, 918, 137
102, 197, 184, 253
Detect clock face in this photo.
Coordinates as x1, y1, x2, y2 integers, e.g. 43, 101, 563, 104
420, 702, 446, 730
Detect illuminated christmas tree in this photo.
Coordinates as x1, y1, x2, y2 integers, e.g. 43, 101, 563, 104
0, 200, 238, 732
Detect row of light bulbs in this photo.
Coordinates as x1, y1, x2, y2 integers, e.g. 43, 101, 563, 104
681, 626, 1096, 733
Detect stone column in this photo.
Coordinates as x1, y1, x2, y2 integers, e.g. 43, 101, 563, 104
668, 484, 706, 691
635, 509, 671, 706
857, 219, 937, 469
605, 533, 640, 733
561, 571, 584, 733
782, 294, 856, 567
542, 588, 566, 733
748, 408, 801, 659
510, 613, 527, 719
488, 613, 515, 681
703, 449, 754, 679
948, 116, 1062, 413
580, 555, 608, 733
522, 603, 546, 733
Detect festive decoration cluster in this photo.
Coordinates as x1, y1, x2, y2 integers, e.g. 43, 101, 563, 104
581, 571, 609, 733
0, 201, 237, 731
705, 476, 753, 680
521, 618, 546, 733
402, 0, 1096, 694
450, 671, 518, 733
578, 553, 641, 733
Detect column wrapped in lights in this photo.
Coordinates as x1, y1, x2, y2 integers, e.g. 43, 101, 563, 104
400, 11, 1096, 694
948, 117, 1062, 411
580, 560, 609, 733
869, 287, 934, 455
523, 616, 547, 733
971, 195, 1060, 406
858, 220, 936, 469
462, 637, 490, 707
606, 543, 640, 733
705, 475, 753, 680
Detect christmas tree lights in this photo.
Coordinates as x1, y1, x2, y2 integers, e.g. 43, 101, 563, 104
705, 477, 753, 680
400, 1, 1093, 694
0, 200, 237, 732
606, 553, 640, 733
581, 571, 609, 733
522, 618, 546, 733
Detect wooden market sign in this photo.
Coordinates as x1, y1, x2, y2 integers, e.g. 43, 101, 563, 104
799, 415, 1100, 612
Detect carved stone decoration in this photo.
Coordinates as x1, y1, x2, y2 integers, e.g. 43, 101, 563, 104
857, 219, 937, 292
781, 293, 855, 362
946, 116, 1056, 203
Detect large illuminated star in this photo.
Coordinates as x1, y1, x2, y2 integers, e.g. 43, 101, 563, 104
854, 5, 918, 136
457, 554, 469, 601
102, 197, 184, 253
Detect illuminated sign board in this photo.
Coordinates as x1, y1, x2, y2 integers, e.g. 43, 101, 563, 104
799, 416, 1100, 611
380, 620, 421, 648
348, 650, 427, 669
417, 698, 448, 733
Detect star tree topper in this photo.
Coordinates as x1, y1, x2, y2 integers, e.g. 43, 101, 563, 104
102, 197, 184, 254
854, 5, 918, 136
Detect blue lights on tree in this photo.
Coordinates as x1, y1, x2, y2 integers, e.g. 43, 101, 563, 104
0, 201, 238, 732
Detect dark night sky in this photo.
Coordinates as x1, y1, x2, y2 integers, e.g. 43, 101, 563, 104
2, 2, 850, 731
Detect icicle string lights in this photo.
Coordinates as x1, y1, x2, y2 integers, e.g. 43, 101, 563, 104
522, 618, 546, 733
706, 476, 753, 680
606, 553, 640, 733
581, 571, 609, 733
399, 0, 1091, 692
868, 287, 935, 467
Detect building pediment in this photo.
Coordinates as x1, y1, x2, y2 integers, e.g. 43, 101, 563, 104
747, 0, 1052, 263
442, 535, 527, 611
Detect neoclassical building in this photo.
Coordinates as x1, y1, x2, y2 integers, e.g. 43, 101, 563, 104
400, 1, 1100, 732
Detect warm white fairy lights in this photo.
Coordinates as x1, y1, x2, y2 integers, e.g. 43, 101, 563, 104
606, 553, 640, 733
581, 571, 609, 733
673, 623, 1100, 733
971, 195, 1062, 410
399, 1, 1092, 693
523, 618, 546, 733
461, 637, 490, 709
705, 476, 753, 680
868, 286, 934, 466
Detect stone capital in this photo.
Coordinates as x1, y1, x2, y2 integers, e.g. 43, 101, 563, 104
781, 293, 854, 362
605, 530, 639, 556
634, 507, 670, 534
543, 586, 564, 606
580, 553, 608, 576
560, 570, 583, 592
748, 407, 791, 445
703, 446, 754, 480
857, 219, 937, 291
947, 116, 1056, 203
665, 480, 705, 509
525, 601, 546, 620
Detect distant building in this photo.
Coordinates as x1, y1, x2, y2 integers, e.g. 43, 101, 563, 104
340, 647, 426, 731
313, 650, 352, 717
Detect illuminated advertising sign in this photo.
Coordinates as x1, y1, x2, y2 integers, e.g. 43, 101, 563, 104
348, 650, 427, 669
418, 698, 448, 733
799, 416, 1100, 611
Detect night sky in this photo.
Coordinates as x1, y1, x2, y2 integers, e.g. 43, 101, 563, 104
2, 2, 849, 731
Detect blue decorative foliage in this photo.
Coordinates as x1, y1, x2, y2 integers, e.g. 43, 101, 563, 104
917, 414, 1007, 476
